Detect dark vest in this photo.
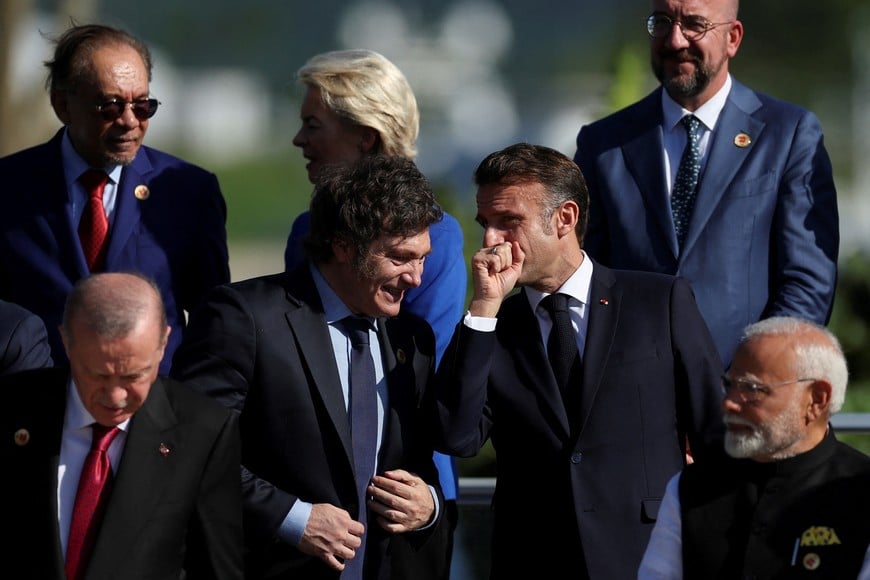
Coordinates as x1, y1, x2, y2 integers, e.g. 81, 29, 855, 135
679, 431, 870, 579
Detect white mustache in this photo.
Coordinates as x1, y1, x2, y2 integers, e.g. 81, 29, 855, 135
724, 415, 755, 429
99, 399, 128, 410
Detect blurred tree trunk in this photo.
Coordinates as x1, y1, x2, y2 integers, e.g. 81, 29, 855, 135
0, 0, 34, 155
0, 0, 100, 155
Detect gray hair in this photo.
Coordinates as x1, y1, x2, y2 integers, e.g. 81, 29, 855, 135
741, 316, 848, 414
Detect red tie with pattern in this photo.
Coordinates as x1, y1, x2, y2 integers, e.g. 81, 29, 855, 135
65, 424, 120, 580
78, 169, 110, 271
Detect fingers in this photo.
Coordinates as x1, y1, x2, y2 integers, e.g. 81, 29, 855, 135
368, 472, 435, 533
298, 503, 365, 571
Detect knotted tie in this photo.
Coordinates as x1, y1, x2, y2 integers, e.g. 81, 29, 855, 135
342, 317, 378, 579
78, 169, 110, 271
65, 424, 120, 580
671, 114, 702, 249
540, 293, 582, 422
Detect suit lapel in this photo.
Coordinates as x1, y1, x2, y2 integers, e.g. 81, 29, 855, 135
88, 378, 177, 577
504, 291, 571, 438
682, 81, 764, 257
284, 271, 355, 468
621, 91, 679, 259
105, 152, 153, 267
35, 131, 91, 278
578, 263, 619, 437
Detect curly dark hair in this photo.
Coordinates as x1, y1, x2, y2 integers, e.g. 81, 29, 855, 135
305, 155, 443, 264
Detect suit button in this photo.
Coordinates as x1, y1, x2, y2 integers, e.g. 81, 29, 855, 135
571, 452, 582, 464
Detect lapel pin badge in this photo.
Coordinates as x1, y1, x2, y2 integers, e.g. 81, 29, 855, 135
159, 442, 170, 457
134, 184, 150, 200
396, 348, 407, 364
14, 428, 30, 446
733, 133, 752, 148
599, 299, 609, 305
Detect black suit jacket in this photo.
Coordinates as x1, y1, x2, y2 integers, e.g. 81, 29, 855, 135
0, 299, 53, 374
434, 261, 724, 579
172, 268, 448, 580
1, 368, 243, 580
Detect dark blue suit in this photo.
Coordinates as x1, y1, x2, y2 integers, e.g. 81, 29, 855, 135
0, 129, 230, 373
575, 80, 839, 365
433, 262, 724, 579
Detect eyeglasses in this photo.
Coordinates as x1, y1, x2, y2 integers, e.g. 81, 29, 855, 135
721, 375, 815, 403
646, 14, 732, 41
94, 98, 160, 122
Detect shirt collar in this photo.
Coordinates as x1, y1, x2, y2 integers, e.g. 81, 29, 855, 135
60, 128, 123, 192
526, 250, 593, 312
662, 73, 732, 133
309, 262, 374, 329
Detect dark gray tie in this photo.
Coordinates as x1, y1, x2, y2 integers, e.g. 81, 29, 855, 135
342, 317, 378, 579
671, 114, 702, 248
540, 293, 582, 423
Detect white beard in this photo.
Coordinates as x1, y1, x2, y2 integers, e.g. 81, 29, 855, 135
724, 397, 806, 460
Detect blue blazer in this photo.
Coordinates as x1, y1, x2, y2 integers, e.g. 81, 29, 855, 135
0, 129, 230, 373
575, 80, 839, 365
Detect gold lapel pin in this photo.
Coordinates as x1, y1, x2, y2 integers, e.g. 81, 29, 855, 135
734, 133, 752, 148
134, 184, 150, 200
14, 428, 30, 446
159, 442, 170, 457
396, 349, 407, 364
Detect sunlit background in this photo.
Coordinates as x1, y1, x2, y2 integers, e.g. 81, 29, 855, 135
4, 1, 870, 577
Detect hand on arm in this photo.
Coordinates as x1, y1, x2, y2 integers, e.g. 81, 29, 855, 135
368, 469, 435, 533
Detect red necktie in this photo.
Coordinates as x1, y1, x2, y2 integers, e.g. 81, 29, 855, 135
65, 424, 120, 580
78, 169, 110, 271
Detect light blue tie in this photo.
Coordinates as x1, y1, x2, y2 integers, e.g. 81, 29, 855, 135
671, 114, 702, 248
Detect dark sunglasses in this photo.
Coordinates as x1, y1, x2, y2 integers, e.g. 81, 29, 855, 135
94, 98, 160, 121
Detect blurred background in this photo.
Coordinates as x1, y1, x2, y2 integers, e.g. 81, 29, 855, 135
4, 0, 870, 576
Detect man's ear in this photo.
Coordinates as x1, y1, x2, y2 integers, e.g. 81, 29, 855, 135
332, 238, 353, 264
556, 201, 579, 237
807, 379, 833, 422
50, 91, 71, 125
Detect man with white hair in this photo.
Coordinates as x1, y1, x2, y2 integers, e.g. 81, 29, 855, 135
639, 316, 870, 579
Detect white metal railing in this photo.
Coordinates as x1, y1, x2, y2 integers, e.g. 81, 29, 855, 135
456, 413, 870, 505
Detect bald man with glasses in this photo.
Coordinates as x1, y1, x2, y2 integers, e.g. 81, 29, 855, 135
574, 0, 839, 369
639, 316, 870, 578
0, 22, 230, 374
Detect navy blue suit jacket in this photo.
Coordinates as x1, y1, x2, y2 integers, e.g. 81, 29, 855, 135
0, 129, 230, 373
575, 80, 839, 365
433, 262, 724, 579
172, 268, 448, 579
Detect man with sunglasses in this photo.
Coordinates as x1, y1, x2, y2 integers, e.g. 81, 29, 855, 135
639, 316, 870, 578
0, 23, 230, 374
574, 0, 839, 368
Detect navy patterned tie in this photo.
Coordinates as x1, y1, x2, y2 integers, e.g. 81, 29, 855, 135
341, 317, 378, 579
671, 114, 702, 249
